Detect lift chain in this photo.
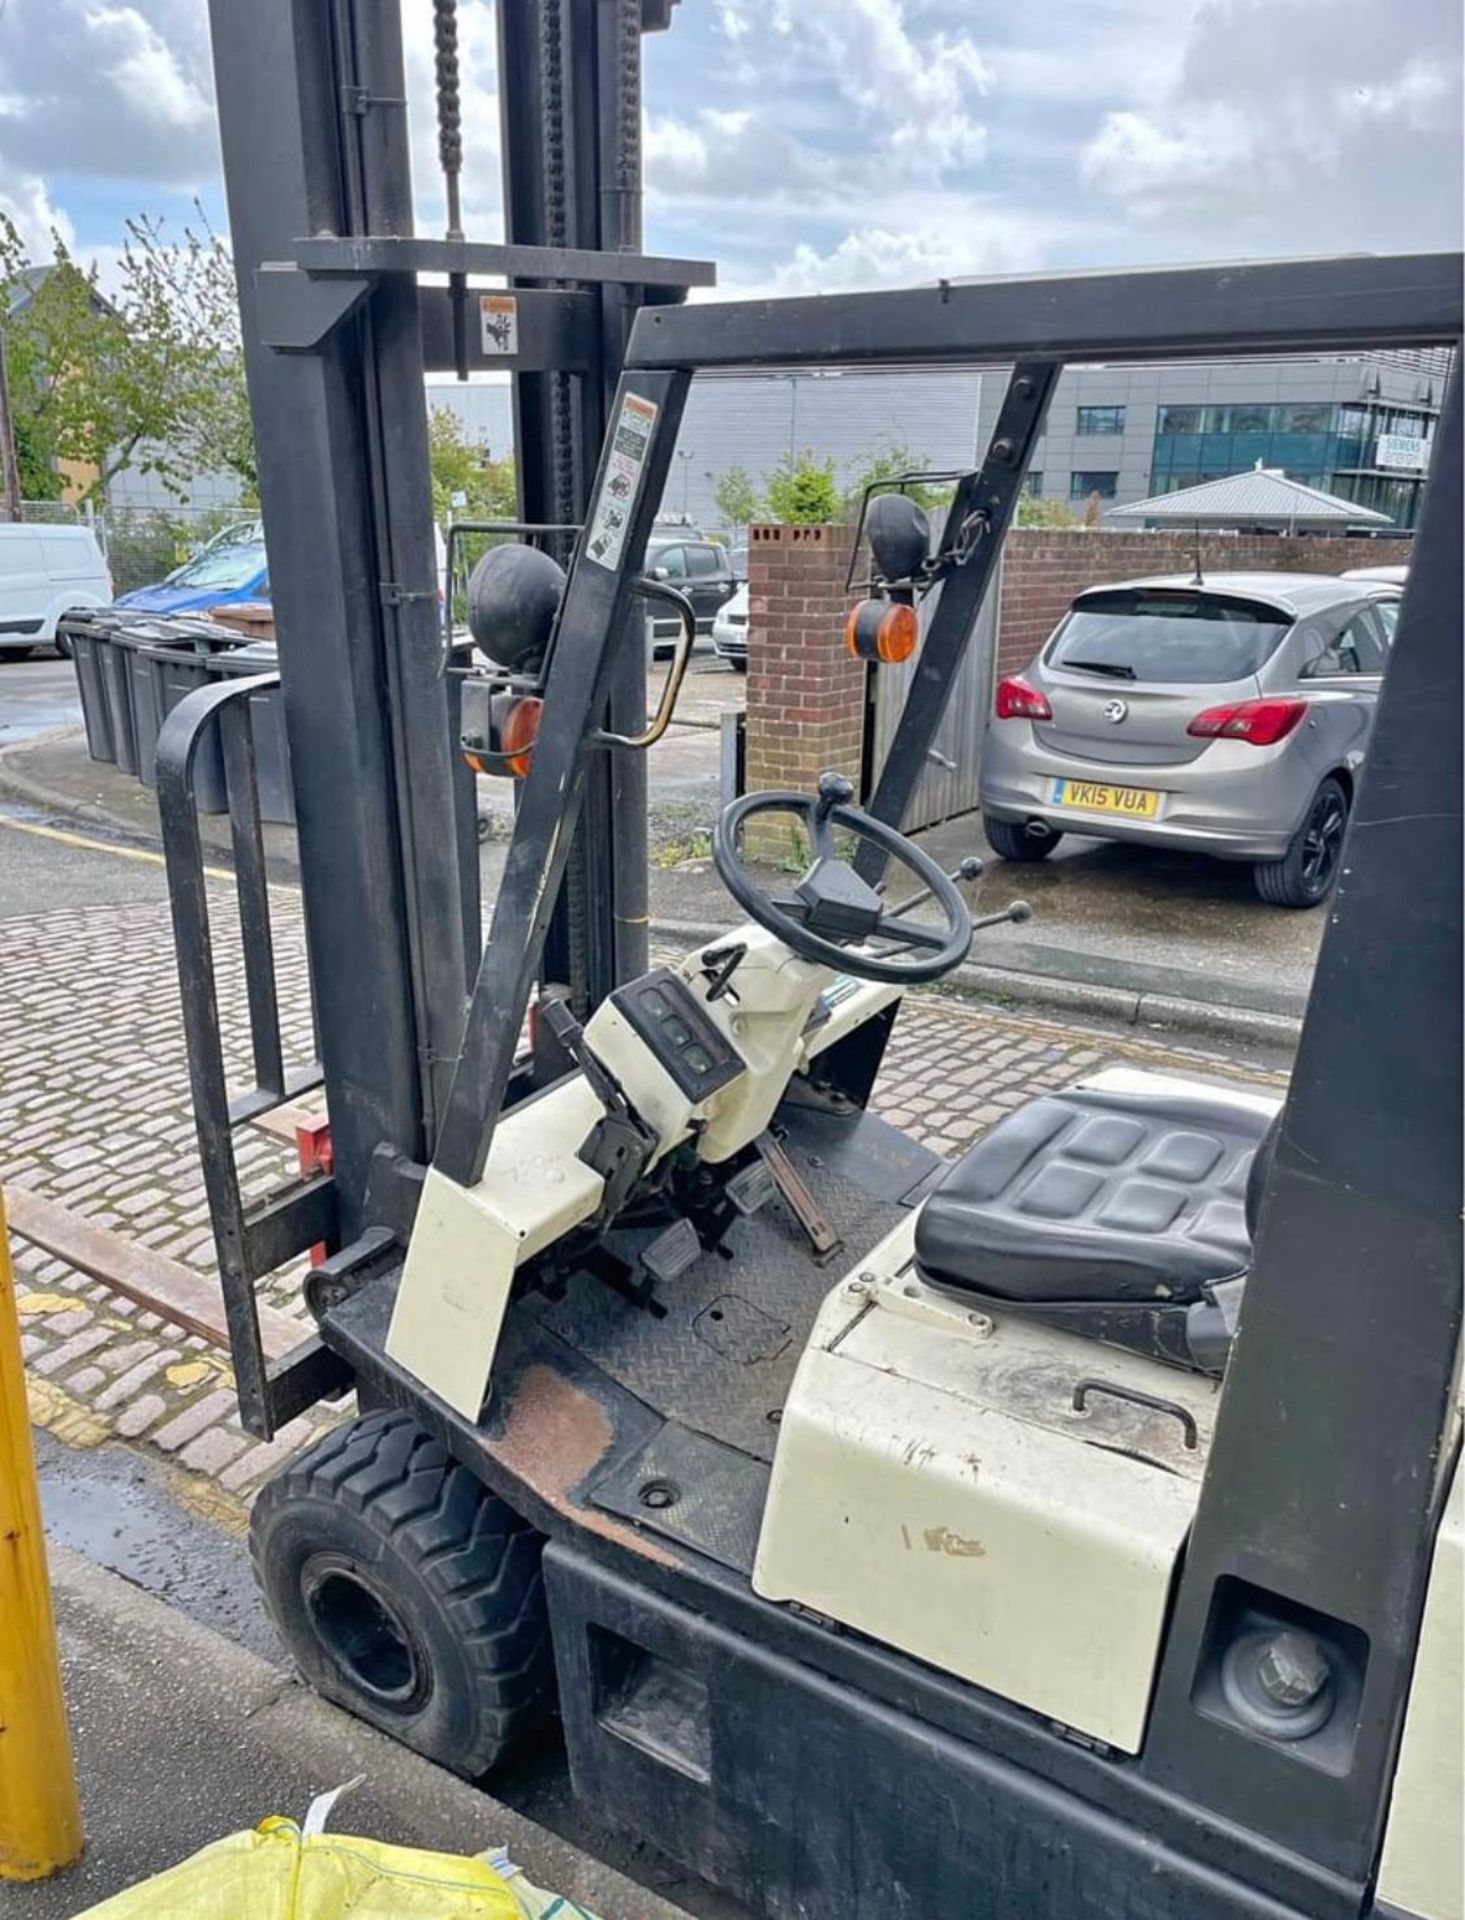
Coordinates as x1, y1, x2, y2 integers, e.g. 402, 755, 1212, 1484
432, 0, 464, 189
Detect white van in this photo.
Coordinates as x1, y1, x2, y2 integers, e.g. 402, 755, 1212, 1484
0, 522, 113, 658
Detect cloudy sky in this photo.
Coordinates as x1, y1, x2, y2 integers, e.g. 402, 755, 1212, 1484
0, 0, 1459, 297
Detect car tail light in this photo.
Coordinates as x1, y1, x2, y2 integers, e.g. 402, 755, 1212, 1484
994, 675, 1052, 721
1187, 698, 1308, 746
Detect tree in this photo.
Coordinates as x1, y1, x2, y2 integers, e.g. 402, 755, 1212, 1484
842, 439, 951, 521
426, 405, 516, 523
713, 462, 760, 531
1016, 494, 1077, 529
763, 448, 839, 525
124, 212, 256, 499
0, 207, 258, 506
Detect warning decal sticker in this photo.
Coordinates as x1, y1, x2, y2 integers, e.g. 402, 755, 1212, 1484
479, 294, 518, 356
585, 391, 659, 571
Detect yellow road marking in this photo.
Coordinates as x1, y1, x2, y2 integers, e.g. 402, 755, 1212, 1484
0, 812, 296, 891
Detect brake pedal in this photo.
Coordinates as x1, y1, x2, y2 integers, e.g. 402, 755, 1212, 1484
642, 1217, 703, 1287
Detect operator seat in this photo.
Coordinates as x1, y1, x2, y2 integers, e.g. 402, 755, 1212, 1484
913, 1079, 1281, 1375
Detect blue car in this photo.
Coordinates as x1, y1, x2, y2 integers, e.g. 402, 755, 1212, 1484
115, 522, 267, 614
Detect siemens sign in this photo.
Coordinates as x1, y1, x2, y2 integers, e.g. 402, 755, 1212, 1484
1375, 432, 1430, 471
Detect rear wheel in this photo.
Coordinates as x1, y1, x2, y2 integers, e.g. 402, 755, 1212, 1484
250, 1409, 551, 1777
1253, 776, 1349, 908
984, 813, 1059, 862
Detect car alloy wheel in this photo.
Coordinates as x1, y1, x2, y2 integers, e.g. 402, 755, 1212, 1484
1300, 788, 1347, 895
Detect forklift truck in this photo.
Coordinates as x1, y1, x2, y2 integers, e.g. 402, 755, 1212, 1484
155, 4, 1462, 1915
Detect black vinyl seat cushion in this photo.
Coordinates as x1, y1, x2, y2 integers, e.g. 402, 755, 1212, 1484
914, 1085, 1276, 1308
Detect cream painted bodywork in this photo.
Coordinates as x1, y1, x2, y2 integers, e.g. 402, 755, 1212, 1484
1377, 1450, 1464, 1920
754, 1209, 1221, 1753
386, 1078, 608, 1417
388, 925, 902, 1416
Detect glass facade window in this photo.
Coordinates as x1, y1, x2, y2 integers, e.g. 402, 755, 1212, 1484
1146, 389, 1438, 530
1071, 470, 1118, 500
1076, 406, 1125, 435
1024, 471, 1043, 496
1280, 404, 1332, 433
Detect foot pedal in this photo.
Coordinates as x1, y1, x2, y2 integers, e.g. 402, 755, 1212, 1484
757, 1133, 843, 1262
642, 1217, 703, 1287
725, 1158, 776, 1218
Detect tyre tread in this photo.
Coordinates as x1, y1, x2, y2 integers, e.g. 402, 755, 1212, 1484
251, 1410, 549, 1776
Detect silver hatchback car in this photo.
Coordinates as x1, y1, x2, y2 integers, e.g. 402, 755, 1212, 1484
980, 572, 1397, 907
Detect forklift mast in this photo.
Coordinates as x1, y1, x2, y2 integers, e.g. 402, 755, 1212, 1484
200, 0, 698, 1235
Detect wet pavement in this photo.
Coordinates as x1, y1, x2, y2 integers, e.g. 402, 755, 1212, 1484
0, 650, 80, 747
33, 1425, 283, 1660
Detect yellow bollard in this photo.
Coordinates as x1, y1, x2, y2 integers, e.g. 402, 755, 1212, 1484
0, 1185, 83, 1879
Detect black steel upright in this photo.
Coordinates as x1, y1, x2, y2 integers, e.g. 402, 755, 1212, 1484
1142, 368, 1464, 1879
207, 0, 434, 1225
497, 0, 656, 1011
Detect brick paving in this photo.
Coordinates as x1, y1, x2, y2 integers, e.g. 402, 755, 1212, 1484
1, 888, 1286, 1517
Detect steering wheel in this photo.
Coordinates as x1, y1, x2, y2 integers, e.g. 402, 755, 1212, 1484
713, 772, 973, 985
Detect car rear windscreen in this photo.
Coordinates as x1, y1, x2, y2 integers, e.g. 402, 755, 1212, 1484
1047, 590, 1293, 684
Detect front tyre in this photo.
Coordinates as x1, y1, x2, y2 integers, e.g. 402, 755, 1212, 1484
250, 1409, 551, 1777
1253, 776, 1349, 909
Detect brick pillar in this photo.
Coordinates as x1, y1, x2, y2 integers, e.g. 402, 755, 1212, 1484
743, 522, 862, 861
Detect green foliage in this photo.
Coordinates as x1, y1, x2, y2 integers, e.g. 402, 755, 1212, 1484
0, 206, 257, 506
123, 211, 257, 499
842, 440, 951, 520
713, 462, 760, 530
428, 406, 516, 524
763, 447, 839, 525
1016, 494, 1077, 529
12, 409, 56, 499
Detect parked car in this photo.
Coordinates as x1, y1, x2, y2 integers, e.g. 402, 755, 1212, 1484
116, 522, 267, 614
980, 572, 1398, 908
644, 535, 738, 654
1341, 563, 1408, 585
0, 522, 112, 658
728, 544, 749, 582
712, 579, 750, 669
120, 521, 449, 617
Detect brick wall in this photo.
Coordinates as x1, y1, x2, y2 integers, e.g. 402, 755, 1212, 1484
743, 522, 861, 857
995, 531, 1413, 677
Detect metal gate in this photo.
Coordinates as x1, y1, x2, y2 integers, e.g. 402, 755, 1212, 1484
868, 557, 1000, 832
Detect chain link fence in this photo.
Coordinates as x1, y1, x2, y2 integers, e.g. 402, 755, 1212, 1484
11, 499, 255, 595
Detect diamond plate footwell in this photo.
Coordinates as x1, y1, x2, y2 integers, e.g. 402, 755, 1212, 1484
531, 1107, 927, 1464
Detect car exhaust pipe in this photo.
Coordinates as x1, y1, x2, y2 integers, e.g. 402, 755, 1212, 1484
1023, 819, 1055, 842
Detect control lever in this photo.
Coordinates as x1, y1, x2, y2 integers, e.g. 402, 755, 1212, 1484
886, 854, 984, 918
537, 998, 659, 1223
972, 900, 1032, 931
537, 997, 629, 1118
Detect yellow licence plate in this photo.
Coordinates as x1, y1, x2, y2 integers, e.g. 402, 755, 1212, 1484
1050, 778, 1162, 819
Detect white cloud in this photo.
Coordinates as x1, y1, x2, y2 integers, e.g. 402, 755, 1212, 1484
739, 0, 992, 184
1078, 0, 1462, 250
712, 200, 1085, 302
86, 5, 212, 131
0, 174, 76, 257
0, 0, 217, 188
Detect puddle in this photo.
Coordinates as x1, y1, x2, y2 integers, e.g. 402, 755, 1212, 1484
33, 1427, 281, 1661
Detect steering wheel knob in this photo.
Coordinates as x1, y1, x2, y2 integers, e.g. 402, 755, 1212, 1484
815, 770, 855, 817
